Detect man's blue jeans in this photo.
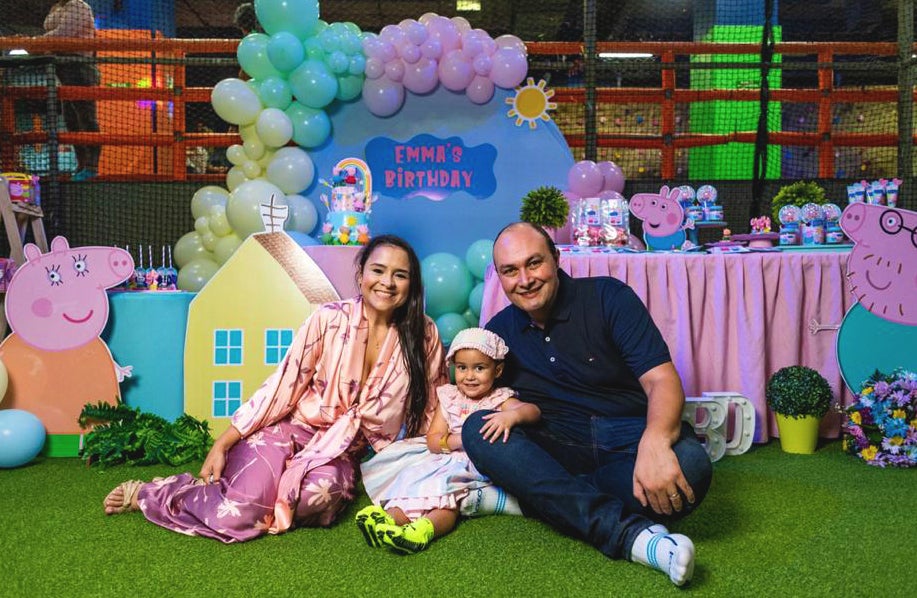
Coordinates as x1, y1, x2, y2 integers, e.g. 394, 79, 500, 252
462, 411, 713, 559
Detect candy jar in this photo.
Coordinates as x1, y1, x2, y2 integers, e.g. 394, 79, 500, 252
778, 204, 802, 246
822, 203, 845, 244
800, 203, 825, 245
697, 185, 722, 221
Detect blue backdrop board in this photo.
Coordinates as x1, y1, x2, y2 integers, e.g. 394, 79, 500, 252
306, 86, 575, 259
102, 291, 195, 421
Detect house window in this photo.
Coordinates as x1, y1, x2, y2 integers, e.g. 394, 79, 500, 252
214, 329, 243, 366
212, 380, 243, 418
265, 328, 294, 365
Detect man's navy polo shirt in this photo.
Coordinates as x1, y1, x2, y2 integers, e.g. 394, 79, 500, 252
486, 270, 672, 420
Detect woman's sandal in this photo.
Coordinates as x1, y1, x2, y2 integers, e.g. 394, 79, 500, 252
103, 480, 144, 515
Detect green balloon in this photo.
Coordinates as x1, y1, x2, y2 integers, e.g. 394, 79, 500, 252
173, 231, 207, 269
435, 312, 470, 346
177, 257, 220, 292
213, 233, 243, 264
190, 185, 228, 219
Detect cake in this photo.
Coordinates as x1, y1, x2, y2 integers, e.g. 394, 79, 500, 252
319, 158, 374, 246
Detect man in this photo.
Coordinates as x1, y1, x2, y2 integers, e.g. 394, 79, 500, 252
462, 222, 712, 586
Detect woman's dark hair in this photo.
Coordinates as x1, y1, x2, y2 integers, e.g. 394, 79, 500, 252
356, 235, 428, 436
233, 3, 263, 35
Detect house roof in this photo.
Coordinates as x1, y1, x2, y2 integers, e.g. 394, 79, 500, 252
252, 232, 340, 304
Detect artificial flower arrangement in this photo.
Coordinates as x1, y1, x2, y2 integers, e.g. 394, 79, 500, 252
842, 368, 917, 468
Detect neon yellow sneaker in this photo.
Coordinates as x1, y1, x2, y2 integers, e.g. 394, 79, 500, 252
354, 505, 394, 548
375, 517, 435, 554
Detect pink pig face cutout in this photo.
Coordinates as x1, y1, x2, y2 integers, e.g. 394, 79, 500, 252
5, 236, 134, 351
841, 203, 917, 325
629, 186, 686, 237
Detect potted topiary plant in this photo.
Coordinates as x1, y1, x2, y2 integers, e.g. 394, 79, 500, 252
765, 365, 834, 454
769, 180, 828, 223
520, 185, 569, 238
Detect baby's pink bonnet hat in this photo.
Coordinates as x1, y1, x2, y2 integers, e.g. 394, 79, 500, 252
446, 327, 508, 363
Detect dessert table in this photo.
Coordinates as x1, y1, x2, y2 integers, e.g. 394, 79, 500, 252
478, 247, 856, 442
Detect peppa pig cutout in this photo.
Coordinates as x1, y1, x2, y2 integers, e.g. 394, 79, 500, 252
835, 203, 917, 394
0, 236, 134, 440
629, 185, 696, 251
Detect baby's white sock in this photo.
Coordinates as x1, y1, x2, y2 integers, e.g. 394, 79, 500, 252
460, 486, 522, 517
630, 526, 695, 586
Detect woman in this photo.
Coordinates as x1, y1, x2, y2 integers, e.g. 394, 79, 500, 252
103, 235, 447, 542
41, 0, 100, 181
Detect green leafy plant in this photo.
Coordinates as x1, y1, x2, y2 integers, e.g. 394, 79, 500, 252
78, 399, 213, 468
520, 185, 569, 229
765, 366, 833, 419
770, 180, 828, 223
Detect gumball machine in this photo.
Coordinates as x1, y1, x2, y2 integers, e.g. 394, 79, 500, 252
822, 203, 846, 244
800, 203, 826, 245
778, 205, 802, 246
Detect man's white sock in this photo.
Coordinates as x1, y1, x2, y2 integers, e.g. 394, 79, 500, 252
630, 527, 695, 586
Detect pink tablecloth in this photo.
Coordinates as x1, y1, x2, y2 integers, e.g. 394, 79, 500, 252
479, 249, 856, 442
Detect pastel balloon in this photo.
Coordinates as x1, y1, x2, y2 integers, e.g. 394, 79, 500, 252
418, 12, 439, 26
0, 409, 46, 468
462, 308, 479, 328
289, 59, 338, 109
399, 42, 421, 64
385, 59, 406, 82
211, 78, 262, 126
226, 166, 249, 191
266, 31, 305, 72
490, 47, 528, 88
213, 233, 243, 265
438, 50, 474, 91
194, 215, 210, 235
255, 108, 293, 148
472, 53, 493, 76
567, 160, 604, 197
468, 282, 485, 318
402, 57, 438, 94
362, 77, 405, 117
380, 24, 407, 46
340, 30, 363, 55
465, 238, 494, 280
239, 123, 258, 142
427, 16, 461, 54
452, 16, 472, 33
304, 37, 325, 60
400, 19, 427, 45
466, 75, 494, 104
420, 38, 443, 60
597, 160, 626, 193
422, 252, 473, 318
318, 28, 342, 53
365, 57, 385, 79
226, 144, 247, 166
208, 204, 233, 237
461, 29, 486, 59
326, 50, 349, 75
190, 185, 228, 219
347, 54, 366, 76
265, 146, 315, 195
284, 194, 318, 234
227, 179, 286, 238
237, 33, 282, 80
200, 230, 218, 252
173, 231, 207, 268
243, 136, 265, 160
285, 101, 332, 147
336, 74, 364, 102
495, 34, 527, 53
177, 257, 220, 292
241, 159, 262, 179
257, 148, 277, 167
434, 312, 470, 345
254, 0, 319, 39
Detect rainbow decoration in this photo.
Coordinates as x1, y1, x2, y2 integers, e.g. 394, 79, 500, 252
334, 157, 373, 207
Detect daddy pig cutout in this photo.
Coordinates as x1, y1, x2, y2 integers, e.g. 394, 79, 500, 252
836, 203, 917, 393
629, 185, 696, 251
0, 237, 134, 444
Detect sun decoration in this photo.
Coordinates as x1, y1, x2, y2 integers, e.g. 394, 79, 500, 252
505, 78, 556, 129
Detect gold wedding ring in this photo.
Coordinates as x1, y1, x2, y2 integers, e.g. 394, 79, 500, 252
669, 492, 680, 500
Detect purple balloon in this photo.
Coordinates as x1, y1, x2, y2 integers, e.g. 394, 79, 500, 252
420, 38, 443, 60
402, 56, 439, 94
489, 47, 528, 88
399, 42, 421, 64
362, 77, 405, 117
598, 190, 625, 201
466, 75, 494, 104
380, 24, 407, 46
438, 49, 474, 91
365, 57, 384, 79
385, 59, 405, 82
567, 160, 604, 197
472, 53, 493, 77
399, 19, 428, 45
598, 160, 625, 193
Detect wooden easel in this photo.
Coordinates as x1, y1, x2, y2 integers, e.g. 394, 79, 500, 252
0, 174, 49, 338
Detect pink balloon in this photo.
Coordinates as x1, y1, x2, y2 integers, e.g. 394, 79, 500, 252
452, 16, 472, 33
362, 37, 385, 60
567, 161, 604, 197
364, 57, 384, 79
466, 75, 494, 104
427, 16, 461, 54
598, 190, 625, 201
563, 190, 580, 202
438, 49, 474, 91
402, 56, 439, 94
490, 47, 528, 88
472, 53, 493, 76
399, 19, 428, 45
399, 42, 421, 64
418, 12, 438, 26
597, 161, 625, 193
362, 77, 405, 117
385, 59, 405, 82
461, 30, 486, 59
378, 40, 397, 62
420, 38, 443, 60
494, 34, 526, 54
380, 24, 407, 46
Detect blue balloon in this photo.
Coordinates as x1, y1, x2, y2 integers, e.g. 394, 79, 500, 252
267, 31, 305, 73
422, 253, 473, 319
260, 76, 293, 110
237, 33, 282, 80
285, 230, 320, 246
462, 307, 479, 328
255, 0, 320, 39
465, 238, 494, 280
288, 59, 339, 109
0, 409, 46, 468
436, 312, 470, 346
468, 281, 485, 319
284, 101, 332, 148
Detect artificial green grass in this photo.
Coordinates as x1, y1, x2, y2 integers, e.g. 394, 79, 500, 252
2, 440, 914, 597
